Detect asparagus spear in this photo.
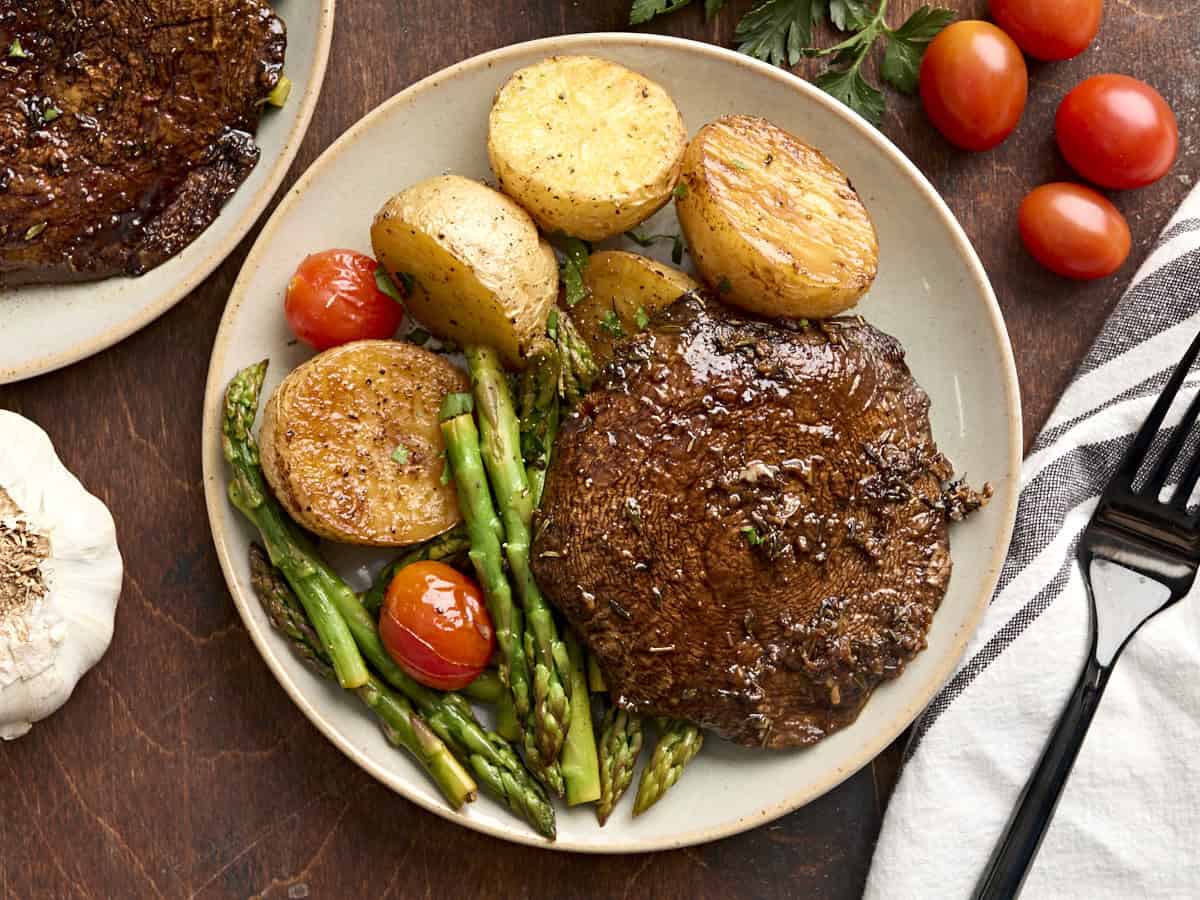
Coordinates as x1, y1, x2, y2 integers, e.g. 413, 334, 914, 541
225, 364, 555, 838
561, 630, 601, 805
518, 347, 561, 506
633, 720, 704, 816
554, 312, 599, 405
361, 525, 470, 616
223, 361, 369, 690
587, 653, 607, 694
438, 397, 533, 723
461, 670, 504, 705
596, 707, 643, 826
249, 543, 477, 809
467, 347, 570, 770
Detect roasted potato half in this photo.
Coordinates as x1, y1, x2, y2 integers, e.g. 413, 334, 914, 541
572, 250, 699, 367
260, 340, 467, 547
488, 55, 688, 241
676, 115, 879, 320
371, 175, 558, 369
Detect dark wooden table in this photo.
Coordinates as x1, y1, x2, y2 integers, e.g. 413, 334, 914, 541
2, 2, 1196, 897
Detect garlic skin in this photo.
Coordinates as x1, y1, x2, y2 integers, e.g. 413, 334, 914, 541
0, 411, 122, 740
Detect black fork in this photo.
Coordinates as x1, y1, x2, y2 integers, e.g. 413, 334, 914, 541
972, 328, 1200, 900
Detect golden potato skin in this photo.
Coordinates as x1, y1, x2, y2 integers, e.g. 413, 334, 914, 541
260, 340, 468, 547
676, 115, 879, 320
371, 175, 558, 369
572, 250, 699, 367
488, 55, 687, 241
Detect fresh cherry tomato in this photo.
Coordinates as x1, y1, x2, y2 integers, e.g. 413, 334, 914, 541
284, 249, 404, 350
1018, 183, 1131, 280
379, 561, 494, 691
920, 21, 1028, 152
1056, 75, 1178, 190
989, 0, 1102, 61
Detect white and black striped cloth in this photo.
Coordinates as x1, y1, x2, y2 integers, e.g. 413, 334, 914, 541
866, 186, 1200, 900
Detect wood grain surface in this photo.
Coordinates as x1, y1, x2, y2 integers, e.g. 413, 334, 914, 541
1, 1, 1197, 897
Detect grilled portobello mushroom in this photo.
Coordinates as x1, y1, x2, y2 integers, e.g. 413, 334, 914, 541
0, 0, 286, 286
531, 294, 989, 749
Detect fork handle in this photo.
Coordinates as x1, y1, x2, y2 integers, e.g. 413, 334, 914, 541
970, 654, 1111, 900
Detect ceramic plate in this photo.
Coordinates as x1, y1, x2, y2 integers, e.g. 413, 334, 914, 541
202, 33, 1022, 852
0, 0, 336, 384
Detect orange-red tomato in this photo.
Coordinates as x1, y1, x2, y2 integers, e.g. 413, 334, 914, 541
379, 561, 494, 691
284, 249, 404, 350
989, 0, 1102, 61
1018, 183, 1131, 280
1056, 75, 1178, 190
919, 21, 1028, 152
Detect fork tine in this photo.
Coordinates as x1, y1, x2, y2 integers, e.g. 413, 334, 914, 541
1146, 383, 1200, 495
1113, 326, 1200, 490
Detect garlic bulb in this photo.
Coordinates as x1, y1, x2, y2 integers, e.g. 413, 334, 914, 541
0, 411, 121, 739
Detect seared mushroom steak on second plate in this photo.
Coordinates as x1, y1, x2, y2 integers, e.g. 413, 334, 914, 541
0, 0, 286, 286
531, 294, 989, 749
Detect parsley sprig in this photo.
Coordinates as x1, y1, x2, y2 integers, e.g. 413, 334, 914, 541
630, 0, 954, 126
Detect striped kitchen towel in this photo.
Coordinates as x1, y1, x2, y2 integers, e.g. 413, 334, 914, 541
865, 185, 1200, 900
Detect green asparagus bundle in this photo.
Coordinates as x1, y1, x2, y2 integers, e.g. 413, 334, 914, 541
561, 631, 601, 806
596, 707, 643, 825
361, 525, 470, 616
440, 393, 564, 796
467, 346, 571, 772
250, 542, 477, 809
633, 719, 704, 816
224, 362, 555, 839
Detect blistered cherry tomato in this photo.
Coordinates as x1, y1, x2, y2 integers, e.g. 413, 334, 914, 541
920, 21, 1028, 151
379, 561, 494, 691
989, 0, 1102, 61
1019, 183, 1131, 280
1056, 75, 1178, 190
284, 249, 404, 350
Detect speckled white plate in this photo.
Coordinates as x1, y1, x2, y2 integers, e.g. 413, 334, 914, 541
0, 0, 335, 384
202, 33, 1022, 852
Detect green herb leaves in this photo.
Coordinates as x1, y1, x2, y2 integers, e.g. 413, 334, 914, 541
630, 0, 693, 25
391, 445, 410, 465
599, 310, 625, 338
8, 39, 28, 59
633, 0, 955, 126
556, 236, 591, 308
375, 267, 411, 304
880, 6, 955, 94
734, 0, 815, 68
624, 229, 686, 265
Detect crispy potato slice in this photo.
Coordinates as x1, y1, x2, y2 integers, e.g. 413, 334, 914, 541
572, 250, 699, 367
488, 55, 687, 241
371, 175, 558, 369
260, 340, 467, 547
676, 115, 879, 319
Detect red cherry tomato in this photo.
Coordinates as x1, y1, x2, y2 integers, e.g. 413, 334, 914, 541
284, 249, 404, 351
920, 21, 1028, 151
379, 561, 495, 691
1056, 75, 1178, 190
1018, 183, 1131, 280
989, 0, 1102, 61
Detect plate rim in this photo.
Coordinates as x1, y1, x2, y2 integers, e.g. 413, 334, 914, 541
202, 31, 1023, 853
0, 0, 337, 385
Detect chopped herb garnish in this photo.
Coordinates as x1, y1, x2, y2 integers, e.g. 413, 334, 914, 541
672, 233, 685, 265
375, 266, 407, 304
740, 525, 764, 546
546, 308, 559, 342
672, 181, 689, 200
40, 105, 61, 124
8, 39, 28, 59
439, 392, 475, 421
717, 276, 732, 294
635, 306, 651, 331
730, 159, 749, 171
599, 309, 625, 338
24, 222, 47, 241
555, 235, 590, 308
266, 74, 293, 108
391, 445, 410, 465
623, 229, 687, 266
